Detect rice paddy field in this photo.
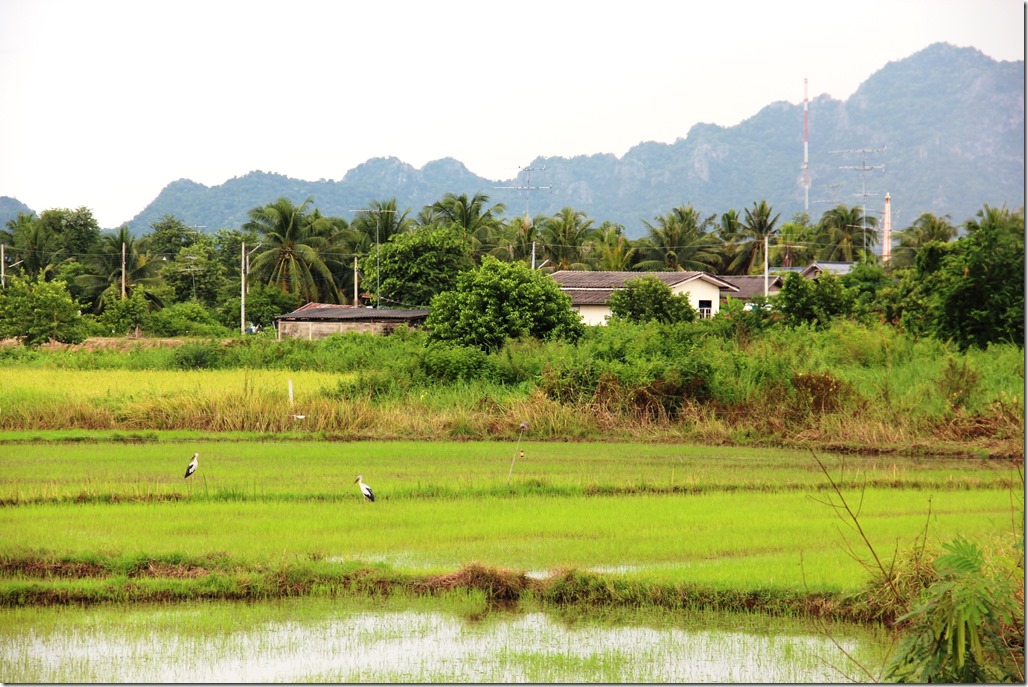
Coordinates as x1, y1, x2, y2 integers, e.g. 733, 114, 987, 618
0, 436, 1020, 681
1, 438, 1020, 589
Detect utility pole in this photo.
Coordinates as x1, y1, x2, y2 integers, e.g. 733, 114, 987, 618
121, 242, 127, 299
351, 208, 397, 309
240, 242, 246, 334
240, 241, 262, 334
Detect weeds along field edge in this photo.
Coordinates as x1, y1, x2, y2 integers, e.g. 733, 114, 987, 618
0, 322, 1022, 451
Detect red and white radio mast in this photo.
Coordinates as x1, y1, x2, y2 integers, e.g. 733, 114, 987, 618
801, 77, 810, 215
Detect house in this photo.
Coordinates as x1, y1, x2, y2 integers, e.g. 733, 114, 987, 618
549, 271, 739, 325
275, 303, 429, 340
717, 275, 783, 304
798, 261, 856, 279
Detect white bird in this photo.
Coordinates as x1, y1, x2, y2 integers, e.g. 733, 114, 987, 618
354, 474, 375, 502
184, 452, 198, 479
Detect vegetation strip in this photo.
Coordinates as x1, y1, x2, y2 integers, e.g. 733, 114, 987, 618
0, 555, 872, 624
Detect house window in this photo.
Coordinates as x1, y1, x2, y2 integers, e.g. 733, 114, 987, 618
698, 300, 712, 318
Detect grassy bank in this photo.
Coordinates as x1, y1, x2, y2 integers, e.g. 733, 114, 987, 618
1, 320, 1022, 454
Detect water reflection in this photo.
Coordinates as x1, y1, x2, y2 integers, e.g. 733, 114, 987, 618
3, 603, 885, 682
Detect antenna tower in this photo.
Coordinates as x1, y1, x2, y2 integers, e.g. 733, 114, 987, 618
493, 165, 552, 218
831, 145, 886, 257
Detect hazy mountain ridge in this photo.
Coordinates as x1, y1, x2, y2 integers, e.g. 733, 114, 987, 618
4, 43, 1023, 236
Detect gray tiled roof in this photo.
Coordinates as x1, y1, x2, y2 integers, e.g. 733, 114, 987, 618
717, 275, 783, 299
562, 289, 615, 305
550, 270, 738, 290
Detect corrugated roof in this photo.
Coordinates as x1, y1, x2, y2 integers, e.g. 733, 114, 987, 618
276, 303, 429, 321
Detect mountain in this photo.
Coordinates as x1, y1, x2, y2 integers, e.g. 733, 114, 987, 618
4, 43, 1023, 237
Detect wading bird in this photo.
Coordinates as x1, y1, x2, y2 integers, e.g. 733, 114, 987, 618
184, 452, 199, 479
354, 474, 375, 502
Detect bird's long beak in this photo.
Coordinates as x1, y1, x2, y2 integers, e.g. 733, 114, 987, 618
353, 477, 360, 484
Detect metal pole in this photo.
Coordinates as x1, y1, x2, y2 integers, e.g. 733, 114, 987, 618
1, 243, 4, 288
763, 234, 769, 297
240, 242, 246, 334
121, 242, 127, 299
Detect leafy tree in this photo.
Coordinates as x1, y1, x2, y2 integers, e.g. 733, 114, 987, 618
0, 276, 87, 345
608, 276, 697, 324
97, 286, 152, 336
35, 207, 101, 261
149, 300, 231, 337
145, 214, 203, 259
932, 205, 1024, 349
161, 241, 225, 306
777, 271, 854, 329
637, 205, 719, 272
427, 255, 584, 352
841, 260, 893, 324
217, 282, 303, 331
361, 225, 473, 307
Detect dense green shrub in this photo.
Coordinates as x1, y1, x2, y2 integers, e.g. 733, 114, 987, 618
419, 343, 492, 383
150, 301, 231, 338
171, 340, 228, 370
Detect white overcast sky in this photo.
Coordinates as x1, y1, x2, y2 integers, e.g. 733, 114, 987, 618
0, 0, 1023, 228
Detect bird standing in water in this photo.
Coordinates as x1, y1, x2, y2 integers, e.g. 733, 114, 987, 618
354, 474, 375, 502
184, 452, 199, 479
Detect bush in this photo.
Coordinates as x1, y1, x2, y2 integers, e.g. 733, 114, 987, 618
172, 341, 228, 370
419, 343, 492, 383
150, 301, 232, 338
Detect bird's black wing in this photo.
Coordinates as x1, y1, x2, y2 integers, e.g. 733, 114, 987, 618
366, 487, 375, 502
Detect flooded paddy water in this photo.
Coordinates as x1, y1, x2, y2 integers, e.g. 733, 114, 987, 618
1, 597, 893, 682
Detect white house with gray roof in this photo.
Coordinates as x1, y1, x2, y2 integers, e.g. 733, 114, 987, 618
549, 271, 739, 325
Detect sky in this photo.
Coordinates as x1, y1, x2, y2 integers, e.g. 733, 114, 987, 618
0, 0, 1023, 228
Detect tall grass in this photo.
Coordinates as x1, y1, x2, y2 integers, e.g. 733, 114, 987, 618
0, 320, 1022, 450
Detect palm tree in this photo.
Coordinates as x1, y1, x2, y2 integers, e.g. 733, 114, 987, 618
723, 200, 781, 275
245, 196, 343, 303
816, 205, 878, 262
489, 213, 542, 265
891, 212, 956, 268
428, 192, 505, 259
350, 198, 414, 247
538, 207, 598, 270
773, 219, 815, 268
76, 226, 164, 312
588, 223, 638, 271
636, 205, 720, 272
